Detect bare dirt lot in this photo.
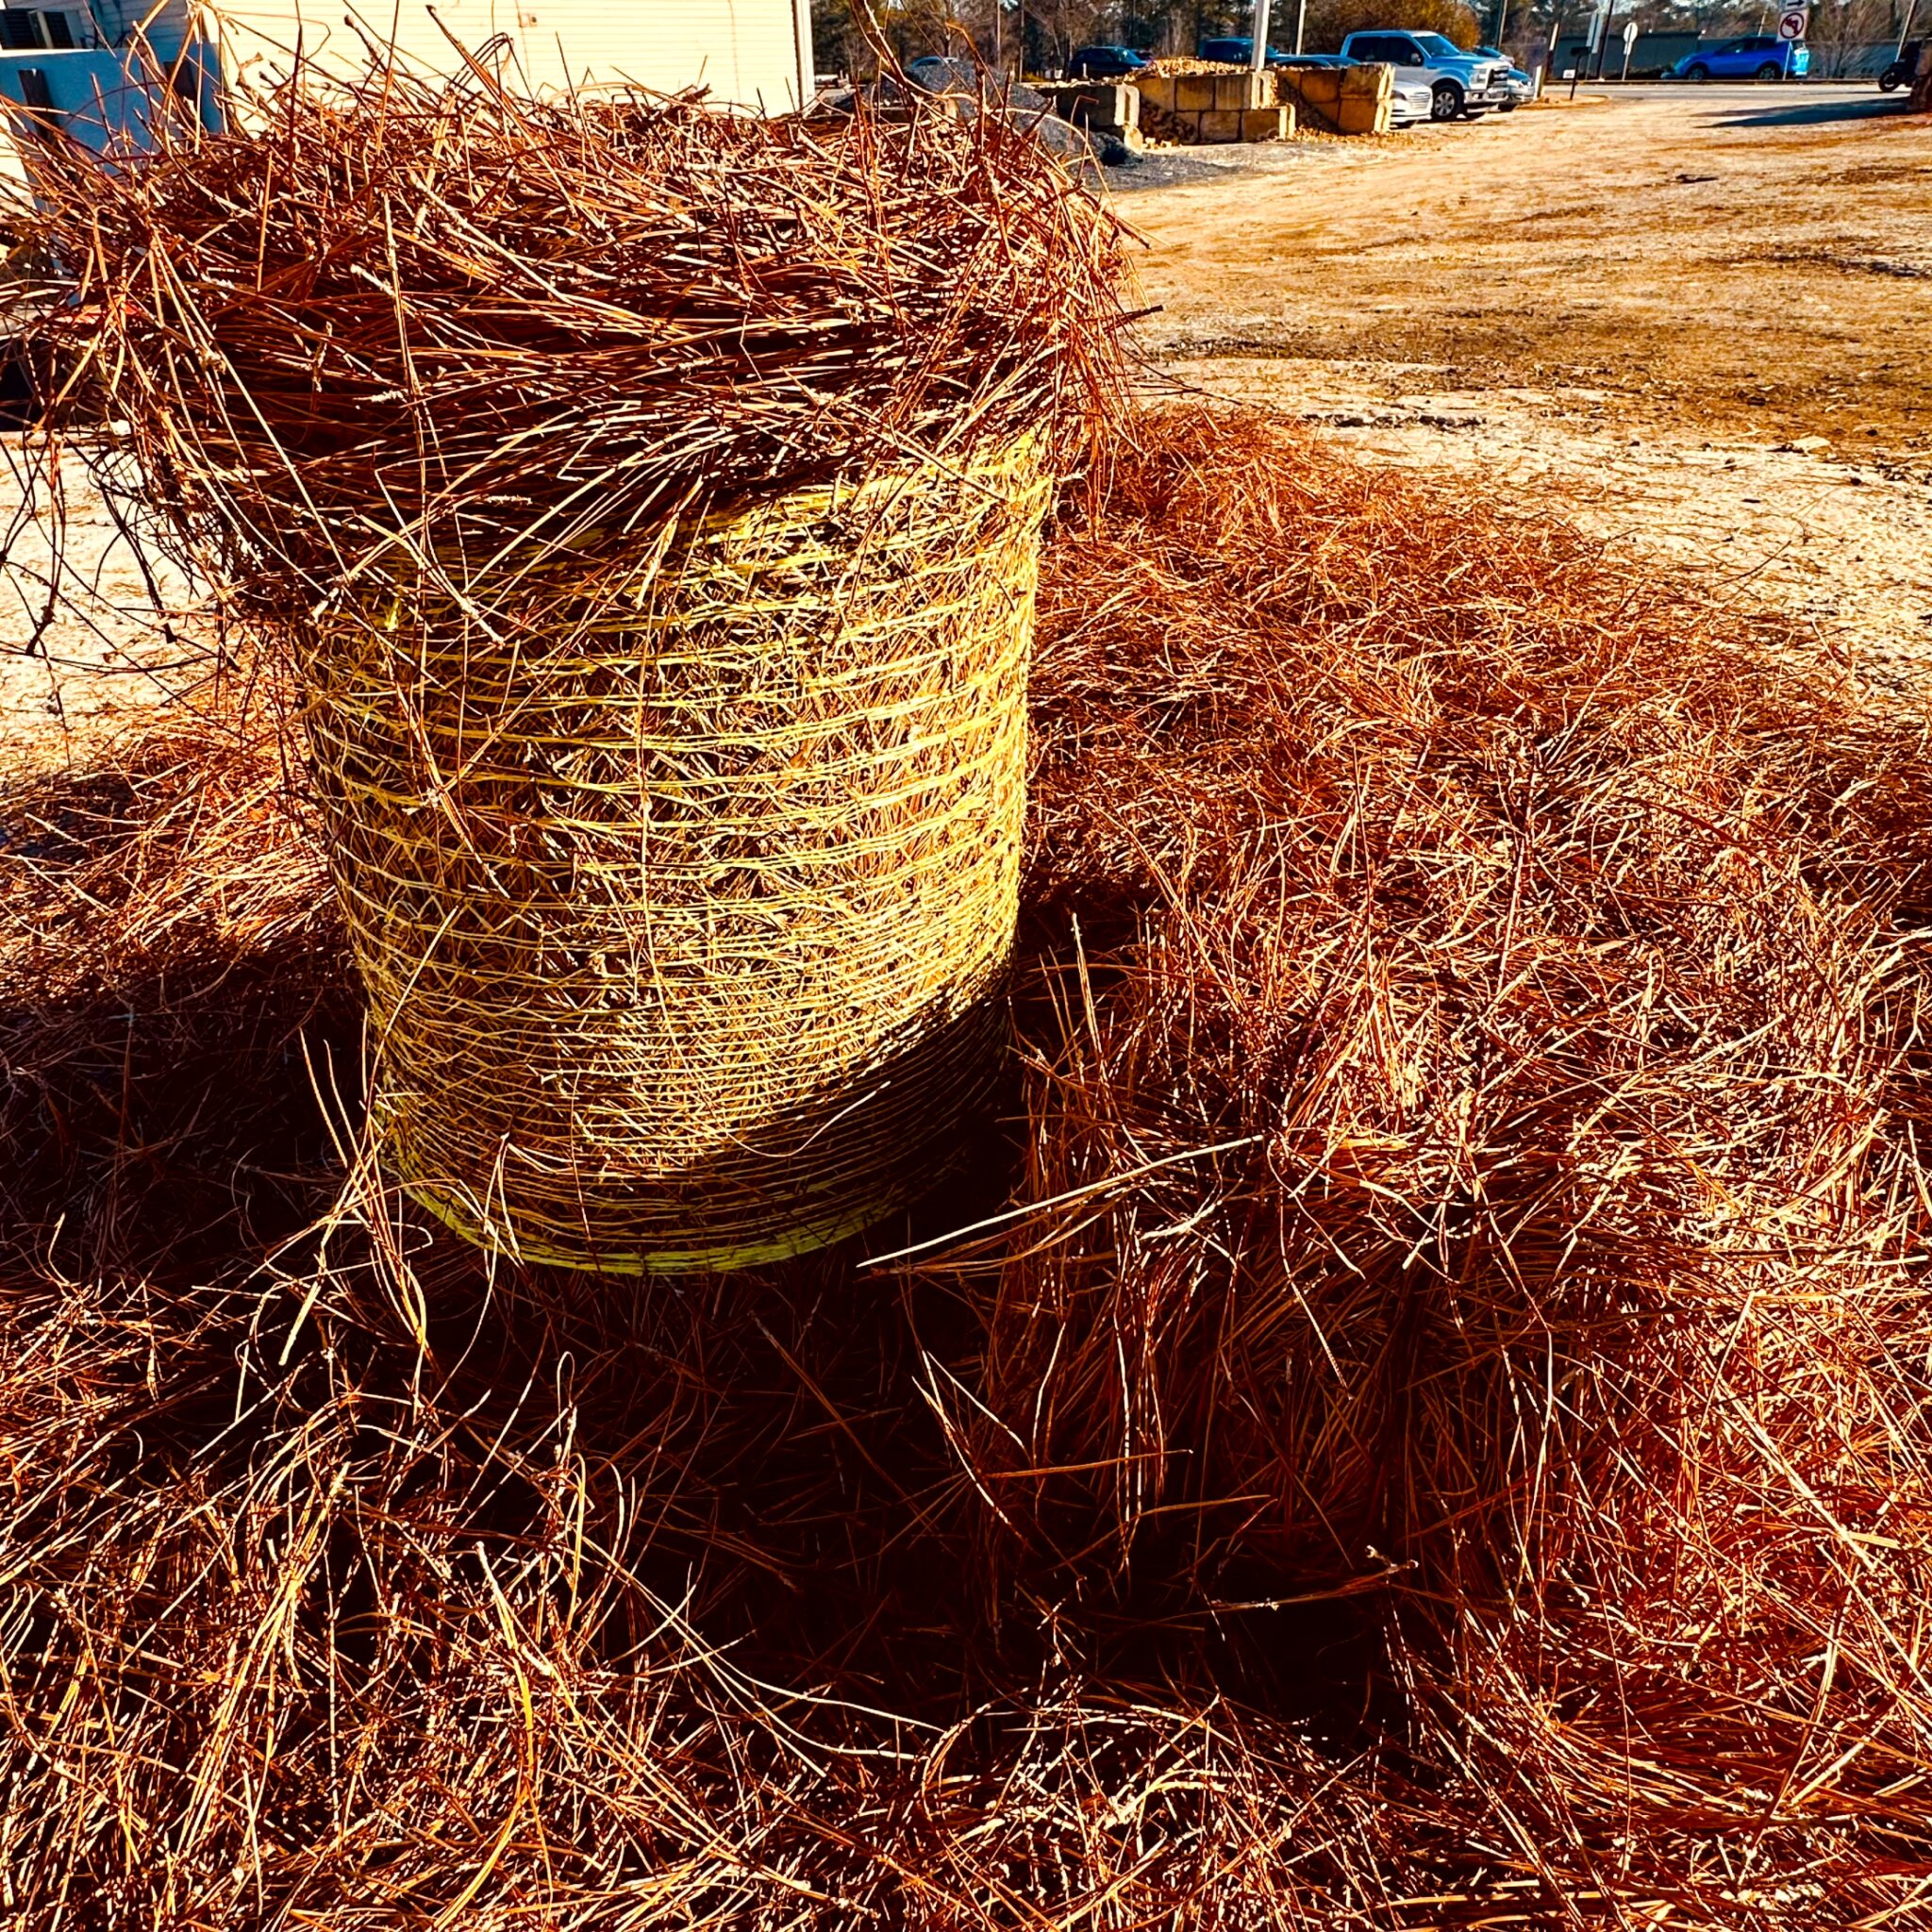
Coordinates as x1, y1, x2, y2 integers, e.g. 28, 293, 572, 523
3, 83, 1929, 756
1120, 82, 1932, 688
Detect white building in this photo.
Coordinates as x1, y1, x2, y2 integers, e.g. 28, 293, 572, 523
207, 0, 817, 109
0, 0, 815, 152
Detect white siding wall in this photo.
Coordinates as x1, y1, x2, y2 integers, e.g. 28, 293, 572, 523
201, 0, 812, 109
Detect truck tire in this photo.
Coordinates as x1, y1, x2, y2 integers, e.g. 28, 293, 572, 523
1880, 62, 1906, 90
1431, 80, 1463, 120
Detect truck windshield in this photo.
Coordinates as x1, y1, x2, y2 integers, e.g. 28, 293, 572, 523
1412, 34, 1462, 56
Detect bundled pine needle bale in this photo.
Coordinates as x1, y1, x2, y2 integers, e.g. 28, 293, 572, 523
9, 64, 1130, 1272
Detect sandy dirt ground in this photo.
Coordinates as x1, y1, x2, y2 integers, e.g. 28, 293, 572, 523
1118, 81, 1932, 691
2, 82, 1928, 765
0, 442, 213, 774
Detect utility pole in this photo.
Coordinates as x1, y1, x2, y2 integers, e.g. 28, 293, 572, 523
1294, 0, 1308, 56
1251, 0, 1272, 70
1899, 0, 1920, 58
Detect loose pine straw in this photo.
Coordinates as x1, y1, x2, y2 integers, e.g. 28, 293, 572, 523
8, 406, 1932, 1924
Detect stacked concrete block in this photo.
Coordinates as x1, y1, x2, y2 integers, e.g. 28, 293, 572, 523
1033, 79, 1143, 149
1274, 62, 1391, 136
1136, 65, 1293, 143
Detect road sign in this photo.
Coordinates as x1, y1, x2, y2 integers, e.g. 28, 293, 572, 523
1623, 19, 1639, 46
1777, 8, 1807, 40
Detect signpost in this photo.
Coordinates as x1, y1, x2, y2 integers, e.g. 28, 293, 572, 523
1536, 8, 1561, 98
1585, 0, 1610, 79
1621, 17, 1638, 79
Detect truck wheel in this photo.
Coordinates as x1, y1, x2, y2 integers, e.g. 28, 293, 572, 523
1684, 61, 1710, 79
1431, 81, 1463, 120
1755, 60, 1782, 78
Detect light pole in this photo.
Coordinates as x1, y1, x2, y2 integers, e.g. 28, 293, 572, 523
1251, 0, 1272, 70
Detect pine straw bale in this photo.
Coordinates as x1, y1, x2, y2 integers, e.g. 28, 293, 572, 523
6, 65, 1134, 1274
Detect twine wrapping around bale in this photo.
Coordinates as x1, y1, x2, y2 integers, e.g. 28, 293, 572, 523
304, 436, 1049, 1273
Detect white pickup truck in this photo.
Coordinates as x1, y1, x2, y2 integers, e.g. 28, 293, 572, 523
1338, 30, 1511, 122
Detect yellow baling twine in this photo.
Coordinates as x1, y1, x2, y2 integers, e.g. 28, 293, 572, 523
302, 437, 1048, 1273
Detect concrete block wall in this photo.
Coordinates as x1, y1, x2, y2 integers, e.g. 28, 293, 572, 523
1274, 62, 1391, 135
1137, 65, 1291, 142
1033, 78, 1142, 147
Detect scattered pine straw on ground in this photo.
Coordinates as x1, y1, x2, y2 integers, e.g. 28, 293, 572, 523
6, 402, 1932, 1925
947, 402, 1932, 1921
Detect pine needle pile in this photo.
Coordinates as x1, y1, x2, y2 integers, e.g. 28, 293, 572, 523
944, 404, 1932, 1919
8, 64, 1133, 1271
8, 69, 1932, 1919
9, 399, 1932, 1923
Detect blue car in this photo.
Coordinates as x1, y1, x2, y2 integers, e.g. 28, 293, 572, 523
1672, 35, 1809, 79
1067, 44, 1148, 79
1198, 37, 1291, 63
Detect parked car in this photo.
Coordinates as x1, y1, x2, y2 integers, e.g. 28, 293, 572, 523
1879, 41, 1923, 91
1472, 45, 1534, 108
1067, 44, 1147, 79
1389, 75, 1435, 125
1670, 36, 1809, 79
1337, 30, 1510, 119
1197, 37, 1291, 63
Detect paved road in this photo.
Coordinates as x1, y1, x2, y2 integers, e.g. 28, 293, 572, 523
1592, 79, 1916, 125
